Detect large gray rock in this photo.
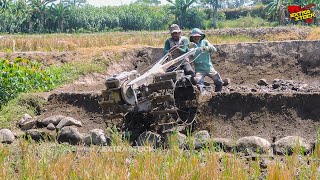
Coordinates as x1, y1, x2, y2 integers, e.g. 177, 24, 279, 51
47, 123, 56, 131
56, 117, 82, 129
136, 131, 162, 148
41, 115, 65, 126
25, 129, 55, 142
274, 136, 311, 155
17, 113, 36, 130
57, 126, 83, 145
212, 138, 235, 152
164, 132, 187, 149
257, 79, 268, 86
194, 130, 211, 149
84, 129, 110, 146
0, 129, 15, 144
236, 136, 271, 154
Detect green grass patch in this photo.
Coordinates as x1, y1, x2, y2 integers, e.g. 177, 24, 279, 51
0, 93, 46, 128
54, 60, 106, 84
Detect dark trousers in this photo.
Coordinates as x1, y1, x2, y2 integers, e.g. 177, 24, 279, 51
166, 61, 195, 76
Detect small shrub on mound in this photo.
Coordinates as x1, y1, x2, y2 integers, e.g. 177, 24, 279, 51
0, 58, 60, 105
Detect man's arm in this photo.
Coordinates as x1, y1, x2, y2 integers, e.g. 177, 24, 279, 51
177, 37, 189, 53
163, 39, 171, 55
204, 40, 217, 53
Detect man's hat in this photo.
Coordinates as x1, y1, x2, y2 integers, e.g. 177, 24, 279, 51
169, 24, 181, 33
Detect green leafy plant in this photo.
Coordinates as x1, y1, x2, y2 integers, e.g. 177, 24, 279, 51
0, 57, 60, 105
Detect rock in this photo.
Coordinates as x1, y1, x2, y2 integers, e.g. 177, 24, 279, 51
12, 129, 25, 139
47, 123, 56, 131
136, 131, 162, 148
272, 83, 280, 89
164, 132, 187, 149
22, 113, 32, 120
25, 129, 55, 142
212, 138, 235, 152
41, 115, 65, 126
57, 126, 83, 145
0, 129, 15, 144
17, 113, 36, 130
56, 117, 82, 129
19, 120, 37, 131
274, 136, 311, 155
223, 78, 231, 86
194, 130, 210, 149
236, 136, 271, 154
84, 129, 110, 146
251, 88, 257, 92
19, 119, 37, 131
272, 79, 282, 89
257, 79, 268, 86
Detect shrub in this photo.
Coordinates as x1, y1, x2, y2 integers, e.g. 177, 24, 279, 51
0, 58, 60, 105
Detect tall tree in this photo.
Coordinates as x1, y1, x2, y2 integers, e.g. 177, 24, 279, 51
166, 0, 197, 28
28, 0, 57, 32
49, 2, 71, 32
201, 0, 221, 29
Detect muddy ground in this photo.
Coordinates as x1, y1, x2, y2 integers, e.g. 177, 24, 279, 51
6, 39, 320, 143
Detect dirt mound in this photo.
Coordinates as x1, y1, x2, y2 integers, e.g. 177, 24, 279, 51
0, 51, 78, 65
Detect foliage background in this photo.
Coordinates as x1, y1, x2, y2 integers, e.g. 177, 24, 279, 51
0, 0, 318, 33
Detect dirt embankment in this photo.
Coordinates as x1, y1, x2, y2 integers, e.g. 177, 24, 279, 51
197, 92, 320, 142
215, 40, 320, 85
204, 26, 312, 39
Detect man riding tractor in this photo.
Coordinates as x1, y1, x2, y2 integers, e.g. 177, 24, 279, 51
163, 24, 195, 76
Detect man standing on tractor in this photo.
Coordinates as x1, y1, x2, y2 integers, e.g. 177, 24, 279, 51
163, 24, 194, 76
189, 28, 223, 92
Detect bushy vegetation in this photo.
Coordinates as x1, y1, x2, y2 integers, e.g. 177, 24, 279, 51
222, 5, 267, 19
217, 14, 277, 28
0, 1, 299, 34
67, 4, 173, 32
0, 57, 60, 105
0, 0, 319, 33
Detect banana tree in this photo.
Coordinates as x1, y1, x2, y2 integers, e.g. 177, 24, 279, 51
28, 0, 57, 32
166, 0, 197, 28
0, 0, 10, 9
264, 0, 289, 25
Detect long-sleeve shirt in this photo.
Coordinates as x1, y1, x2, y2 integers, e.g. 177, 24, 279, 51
163, 36, 189, 59
193, 39, 217, 73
